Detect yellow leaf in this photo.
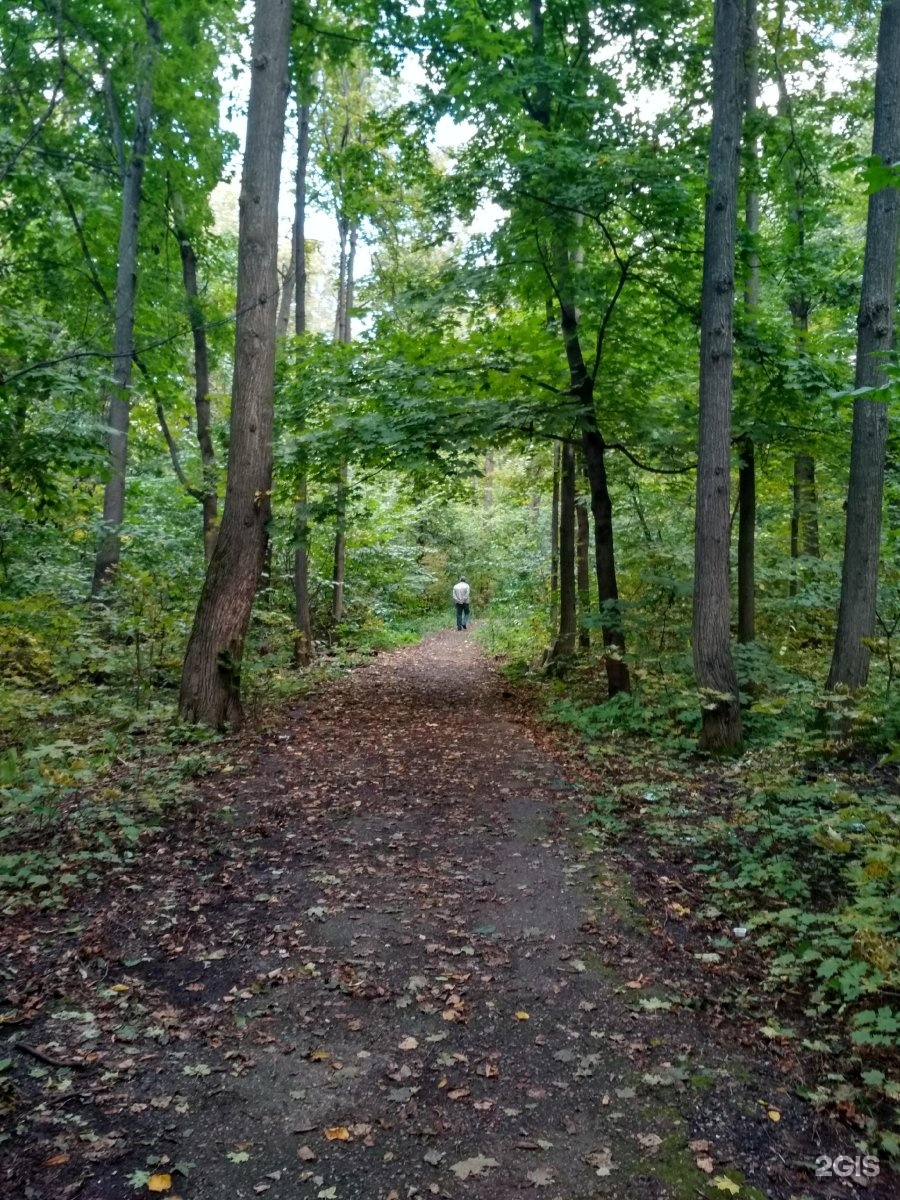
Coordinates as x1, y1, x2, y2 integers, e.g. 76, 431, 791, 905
111, 983, 130, 993
711, 1177, 740, 1194
514, 1011, 530, 1021
767, 1109, 781, 1122
324, 1126, 351, 1141
147, 1175, 172, 1193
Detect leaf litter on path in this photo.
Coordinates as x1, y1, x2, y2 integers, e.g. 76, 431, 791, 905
0, 632, 851, 1199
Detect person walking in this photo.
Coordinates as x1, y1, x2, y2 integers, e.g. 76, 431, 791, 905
452, 576, 471, 630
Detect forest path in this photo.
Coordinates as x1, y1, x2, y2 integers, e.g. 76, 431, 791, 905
4, 631, 865, 1199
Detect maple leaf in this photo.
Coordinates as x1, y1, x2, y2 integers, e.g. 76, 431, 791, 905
450, 1155, 500, 1179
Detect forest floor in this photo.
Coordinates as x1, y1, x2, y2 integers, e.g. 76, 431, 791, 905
1, 630, 894, 1200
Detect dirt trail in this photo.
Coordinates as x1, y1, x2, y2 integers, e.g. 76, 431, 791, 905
2, 631, 889, 1199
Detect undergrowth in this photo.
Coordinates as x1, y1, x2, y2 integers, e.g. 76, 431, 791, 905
542, 664, 900, 1158
0, 580, 442, 916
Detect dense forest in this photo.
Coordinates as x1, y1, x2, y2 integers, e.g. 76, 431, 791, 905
2, 0, 899, 1191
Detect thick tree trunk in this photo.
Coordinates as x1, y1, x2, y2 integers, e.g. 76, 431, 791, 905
178, 0, 291, 727
828, 0, 900, 691
576, 477, 591, 651
693, 0, 744, 750
91, 25, 158, 594
737, 0, 758, 645
549, 440, 577, 664
293, 99, 314, 666
173, 198, 218, 562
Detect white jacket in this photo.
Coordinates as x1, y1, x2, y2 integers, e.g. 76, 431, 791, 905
452, 581, 470, 604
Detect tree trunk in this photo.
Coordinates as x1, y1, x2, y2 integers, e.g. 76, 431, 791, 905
550, 439, 560, 631
582, 426, 630, 695
737, 0, 758, 645
276, 222, 295, 337
91, 23, 158, 594
483, 453, 494, 508
330, 217, 356, 624
737, 435, 756, 643
530, 0, 628, 695
693, 0, 744, 750
549, 440, 577, 664
331, 462, 347, 624
293, 99, 314, 666
173, 197, 218, 562
178, 0, 291, 727
828, 0, 900, 691
576, 475, 590, 651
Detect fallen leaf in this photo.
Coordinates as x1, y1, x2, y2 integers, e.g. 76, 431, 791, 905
688, 1140, 711, 1153
625, 976, 652, 989
398, 1037, 418, 1052
767, 1108, 781, 1122
514, 1011, 530, 1021
635, 1133, 663, 1152
584, 1149, 615, 1176
712, 1177, 740, 1194
147, 1175, 172, 1193
526, 1166, 555, 1187
450, 1155, 500, 1179
297, 1146, 317, 1162
423, 1149, 445, 1166
324, 1126, 351, 1141
44, 1154, 71, 1166
696, 1156, 715, 1174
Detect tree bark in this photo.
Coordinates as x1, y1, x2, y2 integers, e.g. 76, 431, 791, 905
549, 440, 577, 664
576, 473, 591, 651
828, 0, 900, 691
737, 435, 756, 643
737, 0, 758, 645
91, 21, 159, 593
178, 0, 291, 727
693, 0, 744, 749
293, 99, 314, 666
530, 0, 628, 695
276, 222, 295, 337
331, 462, 347, 623
330, 217, 356, 624
550, 439, 560, 631
582, 425, 630, 695
172, 196, 218, 562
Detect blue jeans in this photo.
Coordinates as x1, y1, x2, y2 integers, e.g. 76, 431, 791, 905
456, 602, 470, 629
